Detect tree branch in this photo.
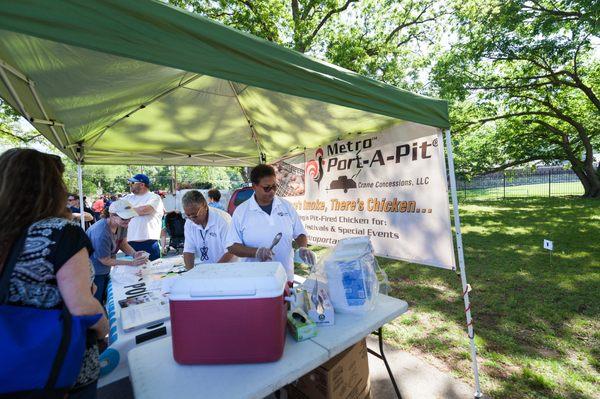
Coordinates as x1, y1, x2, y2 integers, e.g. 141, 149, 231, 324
303, 0, 358, 52
0, 128, 40, 143
236, 0, 277, 42
465, 81, 559, 91
291, 0, 299, 24
482, 156, 544, 174
455, 111, 557, 131
522, 1, 583, 20
385, 5, 435, 44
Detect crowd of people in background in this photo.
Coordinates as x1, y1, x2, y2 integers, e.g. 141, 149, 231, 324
1, 148, 315, 399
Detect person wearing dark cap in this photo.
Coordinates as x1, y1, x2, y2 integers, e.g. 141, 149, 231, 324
123, 174, 165, 260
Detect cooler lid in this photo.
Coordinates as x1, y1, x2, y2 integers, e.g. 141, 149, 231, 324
168, 262, 287, 301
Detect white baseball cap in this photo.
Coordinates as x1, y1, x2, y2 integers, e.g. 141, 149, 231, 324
108, 200, 138, 219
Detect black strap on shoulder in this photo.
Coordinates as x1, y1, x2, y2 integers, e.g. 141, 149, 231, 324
44, 306, 73, 390
0, 229, 29, 303
0, 227, 76, 392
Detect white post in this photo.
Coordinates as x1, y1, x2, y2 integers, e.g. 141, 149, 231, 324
444, 129, 483, 398
77, 162, 85, 229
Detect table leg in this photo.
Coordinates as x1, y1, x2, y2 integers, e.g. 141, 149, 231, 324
367, 327, 402, 399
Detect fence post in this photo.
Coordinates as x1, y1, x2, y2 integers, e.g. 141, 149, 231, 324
548, 169, 552, 197
503, 172, 506, 199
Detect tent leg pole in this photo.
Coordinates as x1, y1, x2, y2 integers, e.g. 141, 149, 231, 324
77, 162, 85, 229
173, 165, 177, 194
444, 129, 483, 398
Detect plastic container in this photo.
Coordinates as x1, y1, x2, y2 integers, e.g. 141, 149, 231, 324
324, 237, 380, 314
168, 262, 288, 364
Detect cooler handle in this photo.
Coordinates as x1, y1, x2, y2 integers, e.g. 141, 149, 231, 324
189, 288, 257, 297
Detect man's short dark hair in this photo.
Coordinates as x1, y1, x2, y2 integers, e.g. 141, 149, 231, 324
68, 193, 79, 200
207, 188, 221, 202
250, 164, 276, 184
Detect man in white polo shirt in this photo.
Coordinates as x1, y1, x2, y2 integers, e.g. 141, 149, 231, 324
123, 173, 165, 261
226, 164, 315, 282
182, 190, 234, 269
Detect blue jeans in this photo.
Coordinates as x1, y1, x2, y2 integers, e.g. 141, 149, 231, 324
128, 240, 160, 261
93, 274, 110, 305
69, 380, 98, 399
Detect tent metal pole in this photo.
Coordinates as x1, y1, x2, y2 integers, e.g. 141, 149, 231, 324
84, 74, 202, 152
0, 64, 30, 119
0, 58, 77, 160
28, 82, 76, 159
77, 162, 85, 229
227, 81, 263, 161
444, 128, 483, 398
173, 165, 177, 194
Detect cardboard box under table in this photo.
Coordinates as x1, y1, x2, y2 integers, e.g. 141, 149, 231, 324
287, 339, 370, 399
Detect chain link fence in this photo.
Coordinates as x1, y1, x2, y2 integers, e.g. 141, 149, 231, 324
455, 167, 584, 200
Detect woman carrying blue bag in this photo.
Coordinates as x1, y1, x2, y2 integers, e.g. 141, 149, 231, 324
0, 149, 109, 399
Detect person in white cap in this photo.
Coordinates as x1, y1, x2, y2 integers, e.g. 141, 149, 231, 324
86, 200, 149, 304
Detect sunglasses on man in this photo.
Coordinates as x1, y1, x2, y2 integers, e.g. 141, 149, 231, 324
186, 204, 208, 220
259, 184, 278, 193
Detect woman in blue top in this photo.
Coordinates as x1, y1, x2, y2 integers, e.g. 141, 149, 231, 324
86, 200, 148, 304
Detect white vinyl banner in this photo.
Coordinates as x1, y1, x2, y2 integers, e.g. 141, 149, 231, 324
273, 122, 456, 270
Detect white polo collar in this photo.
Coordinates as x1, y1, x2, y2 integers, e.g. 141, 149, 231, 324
248, 194, 283, 212
192, 207, 217, 230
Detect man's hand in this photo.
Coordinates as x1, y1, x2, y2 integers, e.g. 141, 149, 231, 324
296, 247, 316, 266
133, 251, 149, 259
255, 247, 274, 262
129, 257, 147, 266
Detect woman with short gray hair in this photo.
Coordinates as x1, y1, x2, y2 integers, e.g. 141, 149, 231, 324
181, 190, 233, 269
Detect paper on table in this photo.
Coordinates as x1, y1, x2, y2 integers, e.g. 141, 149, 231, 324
121, 293, 170, 332
111, 266, 142, 285
143, 273, 181, 293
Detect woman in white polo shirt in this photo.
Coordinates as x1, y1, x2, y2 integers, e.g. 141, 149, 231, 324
227, 164, 316, 282
182, 190, 234, 269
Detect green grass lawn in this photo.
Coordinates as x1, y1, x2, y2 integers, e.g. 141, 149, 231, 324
375, 197, 600, 398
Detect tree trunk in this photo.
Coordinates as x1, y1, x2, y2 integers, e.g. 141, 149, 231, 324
555, 129, 600, 199
571, 164, 600, 198
240, 167, 251, 183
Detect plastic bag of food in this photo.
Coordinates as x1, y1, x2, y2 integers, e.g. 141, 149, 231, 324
303, 236, 388, 315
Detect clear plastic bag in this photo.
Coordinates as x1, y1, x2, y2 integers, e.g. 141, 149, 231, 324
303, 236, 388, 315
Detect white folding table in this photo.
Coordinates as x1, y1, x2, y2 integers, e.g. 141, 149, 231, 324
127, 294, 408, 399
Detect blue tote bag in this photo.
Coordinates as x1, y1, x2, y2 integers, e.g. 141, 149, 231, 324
0, 229, 102, 397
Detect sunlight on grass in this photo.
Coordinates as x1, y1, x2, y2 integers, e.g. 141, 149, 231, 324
380, 197, 600, 399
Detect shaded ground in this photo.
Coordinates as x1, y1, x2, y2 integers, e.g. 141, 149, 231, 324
101, 197, 599, 399
377, 197, 600, 399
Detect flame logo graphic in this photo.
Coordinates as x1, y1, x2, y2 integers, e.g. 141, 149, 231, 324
306, 148, 325, 186
306, 159, 320, 180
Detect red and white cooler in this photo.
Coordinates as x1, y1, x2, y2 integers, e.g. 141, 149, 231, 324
168, 262, 288, 364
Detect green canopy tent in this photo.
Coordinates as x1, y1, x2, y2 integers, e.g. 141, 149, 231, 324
0, 1, 480, 397
0, 0, 448, 166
